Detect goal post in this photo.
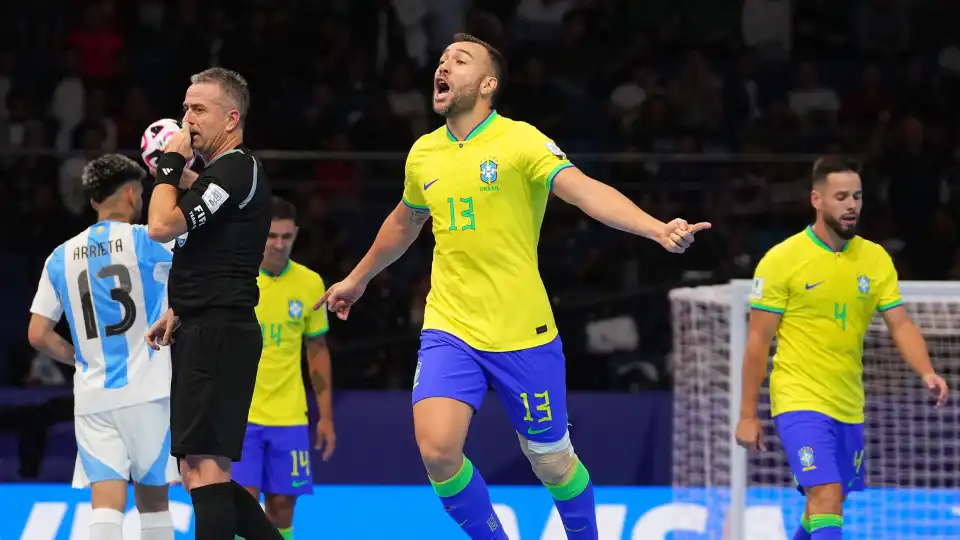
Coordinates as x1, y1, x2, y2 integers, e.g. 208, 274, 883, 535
669, 280, 960, 540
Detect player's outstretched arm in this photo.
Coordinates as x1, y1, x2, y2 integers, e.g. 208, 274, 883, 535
735, 309, 781, 452
881, 306, 949, 408
551, 167, 710, 253
27, 314, 76, 366
314, 201, 429, 317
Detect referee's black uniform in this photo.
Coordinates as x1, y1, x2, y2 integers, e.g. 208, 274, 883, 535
157, 148, 270, 461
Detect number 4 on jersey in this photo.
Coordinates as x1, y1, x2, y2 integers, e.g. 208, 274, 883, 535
834, 302, 847, 331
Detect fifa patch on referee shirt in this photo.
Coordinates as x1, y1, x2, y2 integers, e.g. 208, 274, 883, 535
750, 277, 764, 300
202, 183, 230, 214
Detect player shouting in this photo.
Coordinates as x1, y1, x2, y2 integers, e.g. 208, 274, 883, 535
316, 33, 710, 539
735, 156, 949, 539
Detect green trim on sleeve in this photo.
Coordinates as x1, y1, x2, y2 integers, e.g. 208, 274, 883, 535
305, 329, 329, 338
749, 301, 785, 314
878, 299, 903, 312
545, 162, 574, 192
401, 197, 429, 211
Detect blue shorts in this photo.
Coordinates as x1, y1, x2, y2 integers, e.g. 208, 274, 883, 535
774, 411, 866, 496
412, 330, 568, 444
232, 424, 313, 496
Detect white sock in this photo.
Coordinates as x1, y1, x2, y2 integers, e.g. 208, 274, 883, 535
140, 510, 175, 540
90, 507, 124, 540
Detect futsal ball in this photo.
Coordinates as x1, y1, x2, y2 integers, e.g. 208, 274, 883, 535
141, 118, 195, 175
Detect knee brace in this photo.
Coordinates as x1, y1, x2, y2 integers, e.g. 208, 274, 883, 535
518, 430, 577, 486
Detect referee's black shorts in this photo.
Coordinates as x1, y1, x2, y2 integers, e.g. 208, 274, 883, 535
170, 309, 261, 461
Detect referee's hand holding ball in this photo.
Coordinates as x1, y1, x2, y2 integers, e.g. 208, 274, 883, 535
163, 121, 195, 160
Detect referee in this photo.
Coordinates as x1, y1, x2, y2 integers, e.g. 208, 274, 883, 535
145, 67, 281, 540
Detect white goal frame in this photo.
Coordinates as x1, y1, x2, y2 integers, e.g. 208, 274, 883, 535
719, 279, 960, 540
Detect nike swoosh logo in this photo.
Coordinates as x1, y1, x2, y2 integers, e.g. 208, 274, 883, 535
424, 179, 439, 190
527, 426, 552, 435
565, 525, 588, 532
805, 281, 824, 290
292, 480, 310, 487
457, 519, 468, 527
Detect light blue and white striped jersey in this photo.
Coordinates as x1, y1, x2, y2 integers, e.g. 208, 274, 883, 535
31, 221, 173, 414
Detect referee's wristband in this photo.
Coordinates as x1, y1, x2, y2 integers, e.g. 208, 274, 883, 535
155, 153, 188, 188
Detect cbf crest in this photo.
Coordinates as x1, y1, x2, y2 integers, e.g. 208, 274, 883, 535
288, 299, 304, 320
799, 446, 816, 471
857, 274, 870, 295
480, 159, 500, 192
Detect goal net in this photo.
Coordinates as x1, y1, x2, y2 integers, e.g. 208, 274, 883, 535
669, 280, 960, 540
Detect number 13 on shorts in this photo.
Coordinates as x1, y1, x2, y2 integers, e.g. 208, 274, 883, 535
520, 391, 553, 431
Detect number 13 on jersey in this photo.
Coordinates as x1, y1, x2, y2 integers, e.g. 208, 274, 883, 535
447, 197, 476, 231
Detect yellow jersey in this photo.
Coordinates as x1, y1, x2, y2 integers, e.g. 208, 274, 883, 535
250, 260, 329, 426
750, 226, 902, 424
401, 110, 574, 351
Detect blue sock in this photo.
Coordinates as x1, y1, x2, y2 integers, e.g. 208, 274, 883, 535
792, 514, 811, 540
431, 456, 508, 539
810, 513, 842, 539
545, 458, 598, 539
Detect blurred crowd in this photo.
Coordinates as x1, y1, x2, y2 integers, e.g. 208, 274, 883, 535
1, 0, 960, 394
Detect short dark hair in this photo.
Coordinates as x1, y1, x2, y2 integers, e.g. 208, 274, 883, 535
82, 154, 145, 203
811, 156, 859, 187
190, 67, 251, 126
451, 33, 507, 102
270, 196, 297, 223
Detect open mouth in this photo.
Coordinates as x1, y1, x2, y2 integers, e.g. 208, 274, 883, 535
434, 78, 451, 100
840, 215, 858, 225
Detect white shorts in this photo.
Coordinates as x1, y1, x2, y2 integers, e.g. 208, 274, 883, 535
72, 398, 179, 488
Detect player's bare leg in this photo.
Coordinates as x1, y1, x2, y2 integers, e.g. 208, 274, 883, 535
89, 479, 127, 540
414, 397, 508, 539
134, 483, 175, 540
803, 483, 844, 539
265, 494, 296, 539
415, 397, 472, 479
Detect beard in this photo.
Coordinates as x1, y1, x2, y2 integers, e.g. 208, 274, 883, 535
824, 213, 857, 239
434, 84, 480, 117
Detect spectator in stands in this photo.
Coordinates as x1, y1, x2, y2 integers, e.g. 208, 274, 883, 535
843, 64, 894, 130
50, 48, 85, 151
788, 62, 840, 120
858, 0, 911, 56
387, 64, 429, 137
67, 4, 123, 81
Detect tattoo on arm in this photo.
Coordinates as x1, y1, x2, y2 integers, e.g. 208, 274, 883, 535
409, 208, 430, 226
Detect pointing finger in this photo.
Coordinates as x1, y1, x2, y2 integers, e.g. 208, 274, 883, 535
689, 222, 713, 233
314, 290, 331, 311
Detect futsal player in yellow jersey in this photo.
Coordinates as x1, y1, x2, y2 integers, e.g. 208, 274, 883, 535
316, 33, 709, 540
234, 196, 336, 540
735, 157, 949, 540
